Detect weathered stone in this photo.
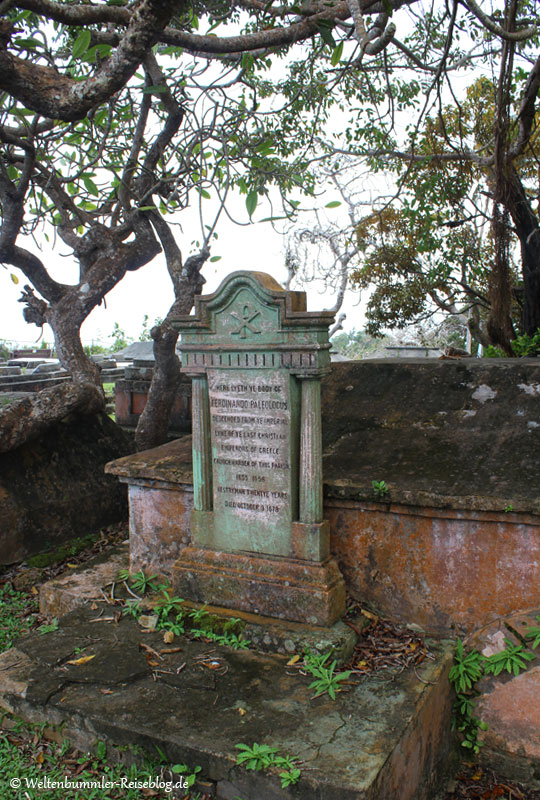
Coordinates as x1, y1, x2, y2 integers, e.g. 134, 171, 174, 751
0, 412, 133, 564
39, 543, 129, 617
468, 609, 540, 788
171, 271, 345, 626
0, 605, 456, 800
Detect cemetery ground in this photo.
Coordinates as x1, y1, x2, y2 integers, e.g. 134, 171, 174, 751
0, 522, 539, 800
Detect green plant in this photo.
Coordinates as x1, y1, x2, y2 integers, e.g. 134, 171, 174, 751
130, 570, 160, 595
122, 599, 142, 618
372, 479, 389, 498
154, 590, 185, 621
235, 743, 301, 788
0, 585, 39, 652
38, 618, 59, 635
302, 649, 351, 700
511, 328, 540, 357
504, 504, 514, 513
190, 628, 249, 650
482, 639, 536, 677
449, 636, 538, 756
171, 762, 202, 789
448, 640, 484, 692
188, 604, 210, 626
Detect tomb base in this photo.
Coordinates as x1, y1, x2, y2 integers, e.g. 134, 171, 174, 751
173, 546, 346, 626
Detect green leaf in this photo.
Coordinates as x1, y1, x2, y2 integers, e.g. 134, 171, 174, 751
317, 20, 336, 47
10, 273, 19, 285
246, 190, 258, 217
83, 175, 99, 196
72, 30, 92, 60
142, 85, 168, 94
330, 41, 344, 66
198, 188, 211, 199
209, 256, 222, 262
325, 200, 341, 208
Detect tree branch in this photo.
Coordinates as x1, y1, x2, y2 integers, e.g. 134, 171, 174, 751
0, 0, 184, 121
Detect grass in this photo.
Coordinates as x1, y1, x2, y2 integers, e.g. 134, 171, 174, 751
0, 584, 39, 652
0, 716, 204, 800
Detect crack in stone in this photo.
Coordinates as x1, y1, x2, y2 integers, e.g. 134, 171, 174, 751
42, 669, 151, 706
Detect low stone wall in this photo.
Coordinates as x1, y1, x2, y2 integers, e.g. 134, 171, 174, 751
106, 359, 540, 635
0, 412, 133, 564
115, 372, 192, 432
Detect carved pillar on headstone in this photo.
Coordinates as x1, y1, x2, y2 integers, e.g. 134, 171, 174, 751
190, 373, 213, 512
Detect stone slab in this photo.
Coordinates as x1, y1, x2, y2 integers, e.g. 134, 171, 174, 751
468, 609, 540, 788
39, 543, 129, 618
38, 547, 355, 661
0, 606, 455, 800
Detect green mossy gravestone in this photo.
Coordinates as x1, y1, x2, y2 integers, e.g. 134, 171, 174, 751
172, 272, 345, 626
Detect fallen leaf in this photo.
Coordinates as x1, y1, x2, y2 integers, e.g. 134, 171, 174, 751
36, 752, 44, 764
287, 655, 300, 666
159, 647, 183, 655
361, 609, 378, 621
100, 689, 114, 695
66, 655, 96, 666
139, 614, 158, 631
238, 707, 246, 716
163, 630, 174, 644
472, 769, 483, 781
66, 563, 78, 568
31, 587, 38, 595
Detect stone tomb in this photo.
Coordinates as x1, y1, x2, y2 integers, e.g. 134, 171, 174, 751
171, 271, 346, 625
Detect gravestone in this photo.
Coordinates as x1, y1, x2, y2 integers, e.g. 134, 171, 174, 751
172, 271, 346, 626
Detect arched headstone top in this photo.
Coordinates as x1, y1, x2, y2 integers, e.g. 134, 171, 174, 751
172, 271, 334, 375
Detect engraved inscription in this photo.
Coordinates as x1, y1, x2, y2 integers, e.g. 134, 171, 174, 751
208, 370, 292, 535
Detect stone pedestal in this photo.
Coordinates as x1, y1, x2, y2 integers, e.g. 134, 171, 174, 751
174, 546, 345, 626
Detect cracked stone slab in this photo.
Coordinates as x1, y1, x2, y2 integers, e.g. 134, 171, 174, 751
1, 606, 455, 800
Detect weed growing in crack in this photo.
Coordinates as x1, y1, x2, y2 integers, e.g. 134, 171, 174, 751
235, 742, 301, 788
301, 648, 351, 699
450, 631, 540, 755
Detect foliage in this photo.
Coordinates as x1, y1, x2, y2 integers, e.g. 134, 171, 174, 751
372, 480, 389, 499
116, 570, 250, 648
235, 743, 301, 789
510, 329, 540, 357
0, 340, 11, 360
0, 585, 39, 652
302, 649, 351, 700
37, 618, 59, 635
109, 323, 133, 354
0, 713, 200, 800
450, 635, 539, 755
524, 616, 540, 650
482, 639, 536, 677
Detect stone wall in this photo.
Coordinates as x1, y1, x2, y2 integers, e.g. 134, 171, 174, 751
107, 359, 540, 635
0, 412, 134, 564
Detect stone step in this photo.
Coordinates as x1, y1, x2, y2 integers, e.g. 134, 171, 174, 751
0, 605, 455, 800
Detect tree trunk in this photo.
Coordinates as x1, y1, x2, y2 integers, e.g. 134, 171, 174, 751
134, 322, 181, 452
503, 166, 540, 335
135, 246, 209, 451
0, 381, 104, 453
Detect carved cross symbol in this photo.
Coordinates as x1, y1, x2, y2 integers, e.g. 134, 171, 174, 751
230, 304, 261, 339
